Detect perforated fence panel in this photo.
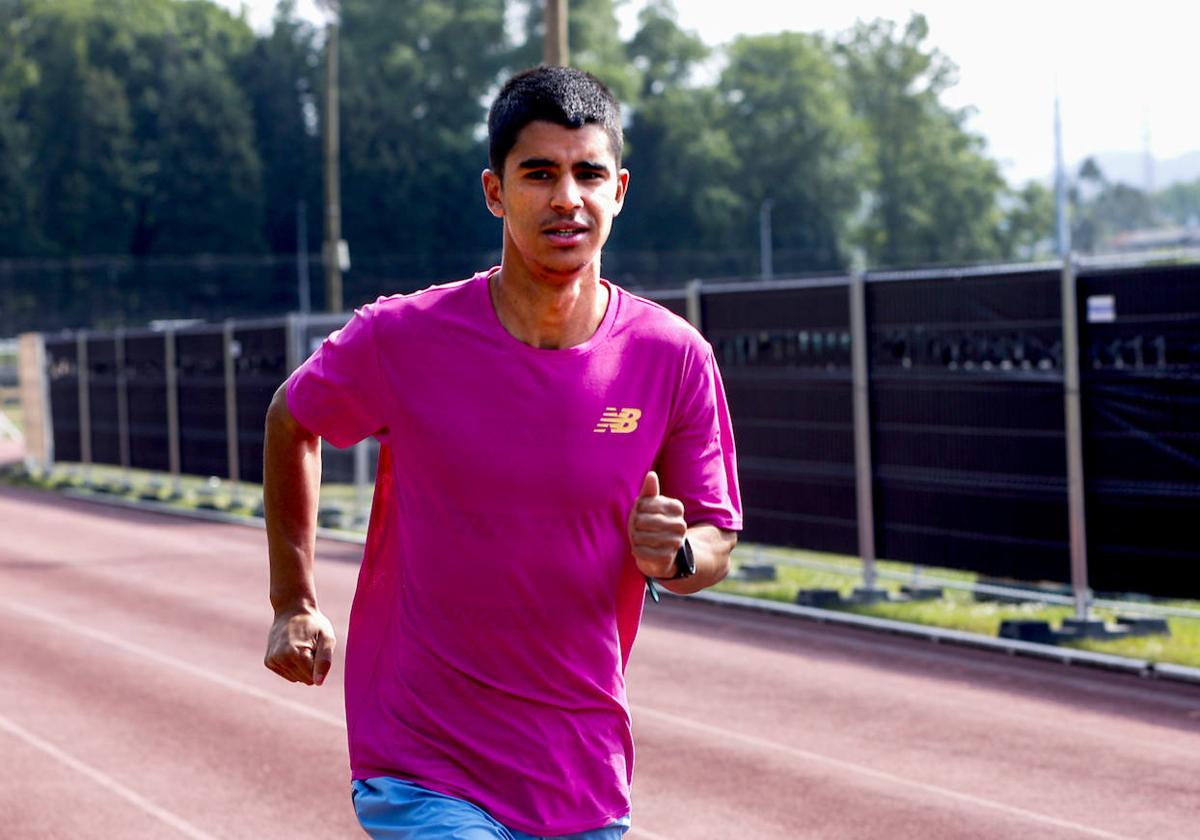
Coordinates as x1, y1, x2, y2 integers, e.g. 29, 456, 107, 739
32, 258, 1200, 598
1078, 263, 1200, 597
704, 281, 858, 555
46, 337, 81, 463
234, 322, 289, 485
176, 327, 229, 478
866, 268, 1070, 581
85, 335, 121, 467
124, 331, 171, 472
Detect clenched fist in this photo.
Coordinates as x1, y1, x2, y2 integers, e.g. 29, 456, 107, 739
264, 607, 336, 686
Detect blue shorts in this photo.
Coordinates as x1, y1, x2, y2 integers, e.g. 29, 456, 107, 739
352, 777, 632, 840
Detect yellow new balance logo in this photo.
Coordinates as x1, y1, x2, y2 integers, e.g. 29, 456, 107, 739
594, 407, 642, 434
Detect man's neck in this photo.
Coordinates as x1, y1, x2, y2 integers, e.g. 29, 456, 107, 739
489, 263, 610, 350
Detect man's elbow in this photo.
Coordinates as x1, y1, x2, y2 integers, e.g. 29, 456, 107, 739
712, 530, 737, 584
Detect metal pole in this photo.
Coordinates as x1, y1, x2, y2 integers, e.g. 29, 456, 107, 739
353, 438, 369, 526
1060, 257, 1091, 621
297, 200, 311, 315
685, 279, 703, 332
849, 274, 878, 595
323, 21, 343, 313
223, 320, 241, 507
544, 0, 568, 66
77, 332, 91, 482
164, 329, 182, 498
1054, 95, 1071, 259
759, 199, 774, 281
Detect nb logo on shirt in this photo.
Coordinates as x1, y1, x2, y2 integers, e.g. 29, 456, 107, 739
594, 407, 642, 434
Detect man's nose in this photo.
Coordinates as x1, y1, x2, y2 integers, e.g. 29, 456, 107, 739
550, 175, 583, 212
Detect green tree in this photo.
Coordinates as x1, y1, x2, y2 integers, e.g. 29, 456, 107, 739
837, 15, 1007, 268
148, 44, 264, 254
1068, 158, 1161, 253
0, 4, 40, 256
17, 2, 138, 254
237, 0, 322, 255
338, 0, 508, 263
999, 180, 1055, 261
616, 0, 744, 277
1154, 178, 1200, 227
718, 32, 859, 272
136, 0, 263, 254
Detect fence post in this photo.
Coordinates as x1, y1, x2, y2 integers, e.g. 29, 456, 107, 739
223, 320, 241, 507
849, 273, 880, 596
115, 329, 131, 488
76, 331, 92, 483
17, 333, 53, 468
1060, 258, 1091, 621
164, 328, 182, 498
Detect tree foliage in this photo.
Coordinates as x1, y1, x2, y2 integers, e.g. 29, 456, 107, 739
837, 15, 1007, 268
8, 0, 1184, 320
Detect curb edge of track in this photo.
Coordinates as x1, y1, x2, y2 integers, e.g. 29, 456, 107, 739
45, 485, 1200, 688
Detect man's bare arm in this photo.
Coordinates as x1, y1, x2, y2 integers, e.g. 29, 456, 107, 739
628, 470, 738, 595
262, 382, 336, 686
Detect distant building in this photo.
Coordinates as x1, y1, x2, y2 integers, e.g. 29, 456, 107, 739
1106, 226, 1200, 253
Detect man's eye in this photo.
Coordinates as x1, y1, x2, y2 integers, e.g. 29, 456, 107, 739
526, 170, 551, 180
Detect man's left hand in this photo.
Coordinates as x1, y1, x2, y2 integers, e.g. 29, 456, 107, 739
628, 470, 687, 578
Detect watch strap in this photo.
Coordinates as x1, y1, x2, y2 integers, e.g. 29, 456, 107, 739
657, 537, 695, 581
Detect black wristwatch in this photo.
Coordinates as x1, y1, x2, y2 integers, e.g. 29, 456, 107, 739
658, 537, 695, 581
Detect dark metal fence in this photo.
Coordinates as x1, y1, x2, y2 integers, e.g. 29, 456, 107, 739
24, 257, 1200, 598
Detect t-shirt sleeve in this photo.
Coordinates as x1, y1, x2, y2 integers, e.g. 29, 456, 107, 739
658, 343, 743, 531
286, 304, 388, 449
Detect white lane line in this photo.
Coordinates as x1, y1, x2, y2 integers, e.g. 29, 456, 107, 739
627, 828, 673, 840
4, 601, 1132, 839
0, 711, 217, 840
4, 601, 345, 729
633, 706, 1137, 840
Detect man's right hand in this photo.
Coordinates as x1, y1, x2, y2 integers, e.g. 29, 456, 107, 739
264, 608, 337, 686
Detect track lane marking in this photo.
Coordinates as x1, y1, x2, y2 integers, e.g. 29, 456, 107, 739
0, 712, 217, 839
626, 828, 672, 840
634, 706, 1136, 840
0, 602, 1142, 839
3, 601, 345, 729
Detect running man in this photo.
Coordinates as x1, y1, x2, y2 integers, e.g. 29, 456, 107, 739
263, 66, 742, 839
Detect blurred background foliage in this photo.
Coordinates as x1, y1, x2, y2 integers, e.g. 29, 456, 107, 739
2, 0, 1197, 325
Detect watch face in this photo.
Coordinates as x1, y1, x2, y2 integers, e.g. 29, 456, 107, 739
677, 539, 696, 578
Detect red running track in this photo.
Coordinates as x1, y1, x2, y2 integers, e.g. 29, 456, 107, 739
2, 484, 1199, 839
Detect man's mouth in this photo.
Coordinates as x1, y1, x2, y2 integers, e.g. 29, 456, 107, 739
544, 222, 589, 240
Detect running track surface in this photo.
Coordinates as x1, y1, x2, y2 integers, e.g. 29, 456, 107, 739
2, 484, 1199, 839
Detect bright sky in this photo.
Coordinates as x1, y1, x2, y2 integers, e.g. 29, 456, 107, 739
215, 0, 1200, 186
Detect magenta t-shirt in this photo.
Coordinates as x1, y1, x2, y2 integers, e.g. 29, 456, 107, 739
287, 269, 741, 835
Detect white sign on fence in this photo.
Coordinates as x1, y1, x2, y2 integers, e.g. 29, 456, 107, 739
1086, 294, 1116, 323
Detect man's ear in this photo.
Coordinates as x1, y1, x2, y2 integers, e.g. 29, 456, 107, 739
482, 169, 504, 218
612, 168, 630, 217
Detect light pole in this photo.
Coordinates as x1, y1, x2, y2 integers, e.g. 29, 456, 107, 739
759, 199, 774, 280
320, 1, 344, 313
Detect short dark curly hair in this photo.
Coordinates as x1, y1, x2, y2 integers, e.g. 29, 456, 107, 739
487, 66, 623, 176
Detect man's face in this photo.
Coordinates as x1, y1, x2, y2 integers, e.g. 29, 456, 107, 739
482, 120, 629, 283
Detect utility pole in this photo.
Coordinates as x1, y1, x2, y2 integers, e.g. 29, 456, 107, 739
323, 14, 344, 313
544, 0, 568, 66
